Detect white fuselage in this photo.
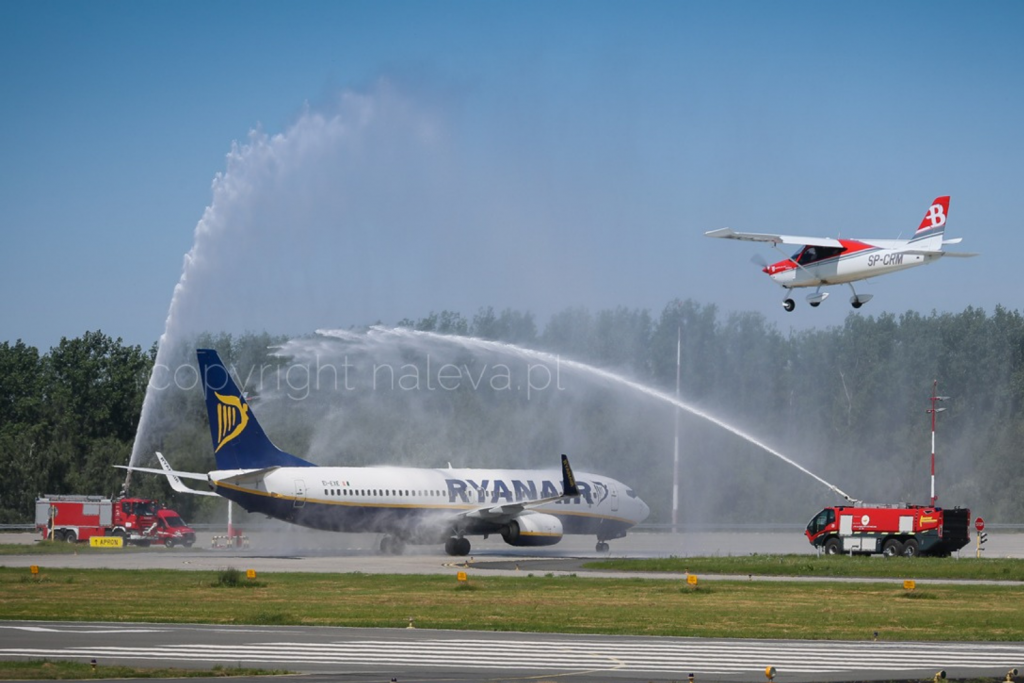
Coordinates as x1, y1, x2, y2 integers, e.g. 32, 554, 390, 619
208, 464, 649, 544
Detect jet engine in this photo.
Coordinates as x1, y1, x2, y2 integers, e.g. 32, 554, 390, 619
501, 512, 563, 547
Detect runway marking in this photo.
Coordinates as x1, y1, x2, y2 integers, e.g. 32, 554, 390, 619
3, 637, 1023, 676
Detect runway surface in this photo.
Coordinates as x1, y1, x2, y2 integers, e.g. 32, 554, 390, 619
2, 620, 1023, 683
2, 529, 1023, 682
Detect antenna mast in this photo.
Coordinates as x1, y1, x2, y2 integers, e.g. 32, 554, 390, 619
926, 379, 948, 507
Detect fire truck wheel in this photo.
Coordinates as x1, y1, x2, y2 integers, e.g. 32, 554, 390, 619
165, 539, 175, 548
64, 531, 77, 544
183, 540, 194, 548
823, 537, 842, 555
52, 530, 65, 542
881, 539, 903, 557
901, 539, 920, 557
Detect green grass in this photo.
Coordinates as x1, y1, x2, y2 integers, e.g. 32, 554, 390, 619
0, 660, 287, 680
1, 566, 1022, 641
584, 554, 1024, 580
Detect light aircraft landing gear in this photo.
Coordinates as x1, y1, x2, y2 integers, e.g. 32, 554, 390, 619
782, 298, 795, 312
444, 536, 471, 556
847, 283, 873, 309
595, 541, 609, 552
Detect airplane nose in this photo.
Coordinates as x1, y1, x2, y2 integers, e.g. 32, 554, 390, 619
638, 497, 651, 523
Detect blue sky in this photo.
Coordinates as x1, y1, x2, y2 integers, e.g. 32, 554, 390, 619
2, 1, 1023, 350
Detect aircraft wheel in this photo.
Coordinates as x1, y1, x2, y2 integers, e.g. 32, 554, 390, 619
809, 301, 820, 308
783, 298, 795, 312
881, 538, 903, 558
823, 537, 841, 555
901, 539, 920, 557
444, 537, 458, 556
596, 541, 609, 552
457, 537, 471, 556
852, 300, 863, 309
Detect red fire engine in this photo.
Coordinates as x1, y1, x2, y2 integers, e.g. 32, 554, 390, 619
35, 495, 196, 548
805, 504, 971, 557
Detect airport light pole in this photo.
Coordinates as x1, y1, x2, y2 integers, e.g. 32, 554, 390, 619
672, 326, 681, 531
926, 379, 948, 507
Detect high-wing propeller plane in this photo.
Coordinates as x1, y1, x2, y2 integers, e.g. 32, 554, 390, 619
706, 196, 977, 311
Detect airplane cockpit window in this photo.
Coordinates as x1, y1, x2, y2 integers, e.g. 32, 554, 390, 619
626, 489, 637, 498
795, 246, 844, 266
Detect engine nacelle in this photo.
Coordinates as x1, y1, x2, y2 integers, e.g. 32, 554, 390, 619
501, 512, 563, 547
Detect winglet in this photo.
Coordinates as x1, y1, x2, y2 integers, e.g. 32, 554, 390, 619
155, 452, 219, 497
561, 454, 579, 497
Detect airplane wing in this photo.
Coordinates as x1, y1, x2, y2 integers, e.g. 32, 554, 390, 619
459, 454, 580, 523
115, 452, 220, 497
705, 228, 843, 248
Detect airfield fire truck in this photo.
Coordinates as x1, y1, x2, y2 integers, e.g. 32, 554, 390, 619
805, 504, 971, 557
35, 495, 196, 547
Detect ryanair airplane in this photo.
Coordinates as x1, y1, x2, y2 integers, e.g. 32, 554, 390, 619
127, 349, 650, 556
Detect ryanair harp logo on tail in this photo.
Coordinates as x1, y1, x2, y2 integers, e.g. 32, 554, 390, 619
214, 392, 249, 453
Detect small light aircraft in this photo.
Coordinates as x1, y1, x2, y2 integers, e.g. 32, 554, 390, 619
122, 349, 649, 555
706, 196, 977, 311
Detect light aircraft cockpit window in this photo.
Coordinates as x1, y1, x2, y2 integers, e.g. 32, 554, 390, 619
795, 245, 844, 266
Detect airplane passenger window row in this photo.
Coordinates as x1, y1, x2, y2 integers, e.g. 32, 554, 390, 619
322, 488, 447, 498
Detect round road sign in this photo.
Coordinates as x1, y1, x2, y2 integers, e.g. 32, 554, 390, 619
975, 517, 985, 532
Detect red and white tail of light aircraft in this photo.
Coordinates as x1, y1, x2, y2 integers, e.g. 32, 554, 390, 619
706, 196, 977, 311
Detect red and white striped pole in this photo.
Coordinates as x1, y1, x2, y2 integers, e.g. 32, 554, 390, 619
926, 380, 947, 507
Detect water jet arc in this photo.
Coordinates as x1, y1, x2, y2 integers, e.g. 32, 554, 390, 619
320, 326, 860, 505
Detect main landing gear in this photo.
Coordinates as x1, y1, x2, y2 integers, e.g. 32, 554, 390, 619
781, 285, 874, 312
379, 535, 406, 555
444, 536, 471, 556
595, 541, 610, 552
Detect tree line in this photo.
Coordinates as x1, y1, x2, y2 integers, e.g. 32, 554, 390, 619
2, 302, 1022, 525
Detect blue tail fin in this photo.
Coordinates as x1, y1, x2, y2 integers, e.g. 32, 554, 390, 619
196, 349, 313, 470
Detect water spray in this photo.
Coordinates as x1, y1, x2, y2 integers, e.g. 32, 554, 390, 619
315, 326, 860, 503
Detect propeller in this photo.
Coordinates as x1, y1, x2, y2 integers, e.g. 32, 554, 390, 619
750, 253, 768, 269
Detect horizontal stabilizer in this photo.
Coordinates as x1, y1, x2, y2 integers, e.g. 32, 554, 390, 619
903, 249, 979, 258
